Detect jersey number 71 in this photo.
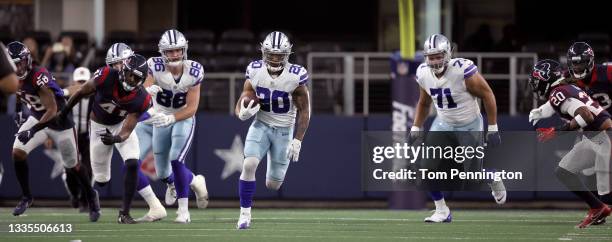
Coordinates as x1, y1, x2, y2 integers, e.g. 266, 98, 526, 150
430, 88, 457, 109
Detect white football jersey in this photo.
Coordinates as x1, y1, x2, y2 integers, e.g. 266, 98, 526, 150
246, 60, 308, 127
416, 58, 480, 126
147, 57, 204, 115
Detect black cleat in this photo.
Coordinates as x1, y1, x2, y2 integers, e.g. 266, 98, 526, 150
593, 217, 607, 225
13, 197, 33, 216
88, 190, 101, 222
118, 212, 138, 224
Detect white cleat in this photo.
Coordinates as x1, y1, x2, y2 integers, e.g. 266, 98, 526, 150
236, 212, 251, 229
174, 210, 191, 224
165, 183, 177, 206
490, 179, 507, 205
190, 175, 209, 208
135, 205, 167, 222
424, 207, 452, 223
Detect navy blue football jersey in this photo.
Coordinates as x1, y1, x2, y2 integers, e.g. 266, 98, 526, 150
573, 64, 612, 113
91, 66, 151, 125
17, 65, 73, 130
549, 84, 610, 131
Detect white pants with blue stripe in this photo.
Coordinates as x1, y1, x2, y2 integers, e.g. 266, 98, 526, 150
136, 116, 195, 179
243, 119, 294, 182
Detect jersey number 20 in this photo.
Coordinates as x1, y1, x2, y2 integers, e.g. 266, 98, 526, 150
256, 87, 290, 113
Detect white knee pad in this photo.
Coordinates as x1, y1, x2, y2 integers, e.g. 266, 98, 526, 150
265, 180, 283, 191
240, 157, 260, 181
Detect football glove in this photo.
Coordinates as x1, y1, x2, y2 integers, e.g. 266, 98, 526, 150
529, 102, 554, 126
408, 126, 424, 145
15, 129, 35, 144
238, 99, 260, 121
485, 124, 501, 147
145, 85, 163, 96
100, 128, 122, 145
150, 113, 176, 127
286, 138, 302, 162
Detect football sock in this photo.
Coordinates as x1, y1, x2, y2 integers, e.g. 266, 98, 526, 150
171, 160, 193, 199
239, 179, 256, 208
429, 191, 444, 201
121, 159, 139, 214
64, 168, 81, 199
121, 160, 150, 191
138, 186, 159, 207
161, 174, 175, 185
14, 159, 31, 198
68, 166, 96, 202
555, 167, 603, 209
178, 198, 188, 213
135, 160, 151, 191
600, 193, 612, 205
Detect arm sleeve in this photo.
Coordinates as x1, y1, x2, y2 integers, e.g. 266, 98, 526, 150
560, 98, 584, 117
539, 101, 555, 118
93, 67, 110, 88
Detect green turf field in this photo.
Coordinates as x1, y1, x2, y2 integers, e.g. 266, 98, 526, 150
0, 208, 610, 242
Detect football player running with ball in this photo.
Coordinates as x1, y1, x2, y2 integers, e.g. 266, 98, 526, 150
235, 31, 311, 229
529, 59, 612, 228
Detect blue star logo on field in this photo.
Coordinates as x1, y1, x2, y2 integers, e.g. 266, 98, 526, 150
215, 135, 244, 180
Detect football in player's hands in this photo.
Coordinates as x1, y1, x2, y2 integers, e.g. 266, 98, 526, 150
241, 92, 259, 108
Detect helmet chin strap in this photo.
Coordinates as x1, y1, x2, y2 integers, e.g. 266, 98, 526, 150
17, 72, 28, 80
121, 81, 135, 91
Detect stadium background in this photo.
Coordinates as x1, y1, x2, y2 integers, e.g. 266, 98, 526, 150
0, 0, 610, 208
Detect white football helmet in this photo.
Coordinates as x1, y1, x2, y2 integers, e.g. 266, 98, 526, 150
261, 31, 292, 72
423, 34, 452, 74
106, 43, 134, 66
158, 29, 188, 67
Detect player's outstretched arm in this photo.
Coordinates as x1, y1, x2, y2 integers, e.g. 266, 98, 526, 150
173, 84, 200, 122
412, 87, 432, 129
293, 85, 310, 141
116, 112, 141, 142
61, 79, 96, 118
235, 80, 256, 116
466, 72, 497, 126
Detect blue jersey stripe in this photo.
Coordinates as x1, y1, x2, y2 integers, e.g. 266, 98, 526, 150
464, 65, 476, 73
464, 68, 477, 79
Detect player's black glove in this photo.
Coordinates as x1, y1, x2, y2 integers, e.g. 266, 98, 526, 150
485, 125, 501, 147
100, 128, 121, 145
15, 129, 35, 144
408, 126, 424, 145
13, 111, 27, 129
